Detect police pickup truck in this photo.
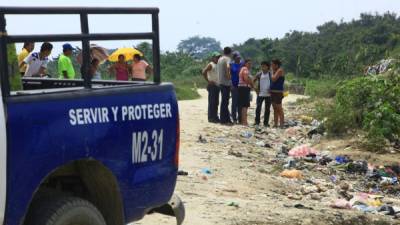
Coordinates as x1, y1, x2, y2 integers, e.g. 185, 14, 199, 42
0, 7, 184, 225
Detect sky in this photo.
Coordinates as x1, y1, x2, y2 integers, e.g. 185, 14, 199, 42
2, 0, 400, 57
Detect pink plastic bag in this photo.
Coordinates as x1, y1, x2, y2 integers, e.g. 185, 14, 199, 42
330, 199, 351, 209
288, 145, 318, 158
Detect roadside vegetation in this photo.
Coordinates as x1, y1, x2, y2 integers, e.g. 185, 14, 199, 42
6, 12, 400, 150
316, 61, 400, 151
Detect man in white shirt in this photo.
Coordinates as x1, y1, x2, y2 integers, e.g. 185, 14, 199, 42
202, 52, 221, 123
20, 42, 53, 77
254, 61, 272, 127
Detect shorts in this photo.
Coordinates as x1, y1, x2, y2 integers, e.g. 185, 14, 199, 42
271, 92, 284, 104
238, 86, 251, 108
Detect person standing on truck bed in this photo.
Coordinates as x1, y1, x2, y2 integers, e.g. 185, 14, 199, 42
132, 54, 153, 81
58, 43, 76, 79
217, 47, 233, 125
202, 51, 221, 123
17, 42, 34, 76
109, 54, 130, 81
19, 42, 53, 77
89, 58, 101, 80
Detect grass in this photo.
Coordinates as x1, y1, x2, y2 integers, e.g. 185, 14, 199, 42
174, 85, 200, 100
286, 73, 347, 98
304, 79, 339, 98
164, 75, 204, 100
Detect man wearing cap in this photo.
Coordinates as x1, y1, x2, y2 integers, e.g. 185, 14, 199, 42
18, 42, 34, 76
217, 47, 233, 125
20, 42, 53, 77
202, 52, 221, 123
58, 43, 76, 79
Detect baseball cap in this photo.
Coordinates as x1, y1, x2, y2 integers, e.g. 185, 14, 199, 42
211, 51, 221, 57
63, 43, 75, 51
232, 51, 241, 59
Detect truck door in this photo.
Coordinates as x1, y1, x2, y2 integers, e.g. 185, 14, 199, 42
0, 87, 6, 224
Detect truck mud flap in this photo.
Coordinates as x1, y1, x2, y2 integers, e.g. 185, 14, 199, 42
150, 194, 185, 225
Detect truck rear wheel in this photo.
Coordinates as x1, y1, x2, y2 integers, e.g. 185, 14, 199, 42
26, 196, 106, 225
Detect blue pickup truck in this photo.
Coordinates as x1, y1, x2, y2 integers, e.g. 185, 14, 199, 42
0, 7, 184, 225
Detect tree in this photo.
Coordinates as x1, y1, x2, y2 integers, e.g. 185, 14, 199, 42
136, 42, 153, 63
234, 12, 399, 77
177, 36, 221, 59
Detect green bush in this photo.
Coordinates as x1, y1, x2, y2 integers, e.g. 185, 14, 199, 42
320, 65, 400, 151
7, 44, 22, 91
174, 85, 200, 100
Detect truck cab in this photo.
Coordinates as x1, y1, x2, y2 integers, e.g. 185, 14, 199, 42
0, 7, 184, 225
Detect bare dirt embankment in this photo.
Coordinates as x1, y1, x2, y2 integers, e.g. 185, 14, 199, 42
137, 89, 400, 225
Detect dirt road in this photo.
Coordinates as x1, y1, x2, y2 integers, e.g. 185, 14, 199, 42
137, 90, 399, 225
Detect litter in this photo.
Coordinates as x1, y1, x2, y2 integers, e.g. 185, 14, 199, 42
255, 141, 265, 147
349, 193, 384, 207
198, 135, 207, 143
288, 145, 318, 158
353, 204, 378, 213
201, 168, 212, 175
300, 115, 313, 124
378, 205, 396, 216
330, 199, 352, 209
347, 161, 368, 174
285, 127, 299, 136
280, 169, 303, 179
241, 131, 253, 138
283, 158, 298, 169
335, 155, 351, 164
293, 203, 313, 210
311, 134, 322, 144
178, 170, 189, 176
227, 202, 239, 208
228, 149, 243, 158
223, 189, 238, 193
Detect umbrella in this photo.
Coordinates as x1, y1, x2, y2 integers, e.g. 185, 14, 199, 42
76, 44, 109, 64
108, 47, 143, 62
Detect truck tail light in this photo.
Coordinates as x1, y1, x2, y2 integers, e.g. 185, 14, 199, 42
174, 117, 180, 167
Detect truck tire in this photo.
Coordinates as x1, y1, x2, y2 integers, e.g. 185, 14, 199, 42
26, 196, 106, 225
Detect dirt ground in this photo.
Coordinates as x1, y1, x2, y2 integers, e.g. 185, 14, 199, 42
137, 89, 400, 225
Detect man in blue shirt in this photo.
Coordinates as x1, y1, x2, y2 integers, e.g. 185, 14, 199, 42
230, 51, 243, 123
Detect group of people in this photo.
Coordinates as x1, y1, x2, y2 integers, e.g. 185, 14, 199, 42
202, 47, 285, 128
17, 42, 153, 81
108, 54, 153, 81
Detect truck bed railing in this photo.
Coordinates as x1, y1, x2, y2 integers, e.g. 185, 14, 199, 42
21, 77, 150, 91
0, 6, 161, 98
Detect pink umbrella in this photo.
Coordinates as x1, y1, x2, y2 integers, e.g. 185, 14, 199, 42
76, 44, 109, 64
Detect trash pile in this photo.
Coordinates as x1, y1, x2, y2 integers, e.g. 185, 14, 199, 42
365, 59, 395, 75
278, 144, 400, 216
204, 111, 400, 221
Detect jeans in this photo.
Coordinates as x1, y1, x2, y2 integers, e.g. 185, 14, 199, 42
230, 87, 239, 122
219, 85, 231, 123
207, 83, 220, 122
255, 96, 272, 126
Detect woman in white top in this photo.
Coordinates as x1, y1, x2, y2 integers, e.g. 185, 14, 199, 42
202, 52, 221, 123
